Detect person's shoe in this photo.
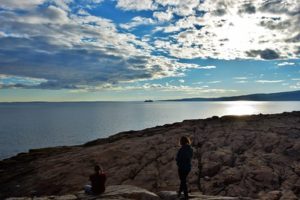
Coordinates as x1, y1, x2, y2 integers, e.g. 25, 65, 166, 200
177, 191, 181, 198
184, 193, 189, 200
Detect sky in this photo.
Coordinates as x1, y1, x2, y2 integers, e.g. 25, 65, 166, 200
0, 0, 299, 101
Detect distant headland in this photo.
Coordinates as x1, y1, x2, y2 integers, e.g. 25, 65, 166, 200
163, 90, 300, 101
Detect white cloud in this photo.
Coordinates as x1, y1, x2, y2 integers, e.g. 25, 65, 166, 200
153, 10, 173, 22
70, 81, 237, 97
155, 0, 200, 16
0, 0, 46, 10
51, 0, 73, 11
235, 80, 248, 83
234, 77, 249, 83
0, 2, 207, 90
255, 80, 284, 83
208, 81, 221, 84
154, 0, 181, 7
116, 0, 200, 16
193, 65, 216, 70
151, 0, 300, 60
290, 82, 300, 89
277, 62, 295, 66
29, 5, 69, 24
1, 0, 299, 92
96, 82, 237, 96
234, 77, 248, 80
192, 81, 202, 85
178, 79, 185, 83
0, 74, 47, 88
87, 0, 103, 3
120, 16, 155, 30
116, 0, 156, 11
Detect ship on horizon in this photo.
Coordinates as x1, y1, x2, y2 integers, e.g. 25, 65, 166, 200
144, 100, 154, 102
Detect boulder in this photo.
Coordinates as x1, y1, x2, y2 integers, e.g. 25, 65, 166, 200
201, 161, 222, 177
6, 185, 159, 200
157, 191, 252, 200
280, 190, 298, 200
157, 191, 177, 200
258, 191, 281, 200
102, 185, 160, 200
5, 187, 255, 200
6, 195, 77, 200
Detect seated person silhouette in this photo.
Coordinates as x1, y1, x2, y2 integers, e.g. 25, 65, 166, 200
84, 165, 106, 195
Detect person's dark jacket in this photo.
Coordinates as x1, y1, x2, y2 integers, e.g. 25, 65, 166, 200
90, 173, 106, 194
176, 144, 193, 171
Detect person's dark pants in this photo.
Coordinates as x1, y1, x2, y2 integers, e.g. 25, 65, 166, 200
178, 168, 190, 198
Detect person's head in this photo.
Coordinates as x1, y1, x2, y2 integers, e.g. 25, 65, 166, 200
180, 136, 191, 146
94, 165, 103, 173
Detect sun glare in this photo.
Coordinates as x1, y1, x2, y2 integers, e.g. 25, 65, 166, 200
223, 101, 261, 116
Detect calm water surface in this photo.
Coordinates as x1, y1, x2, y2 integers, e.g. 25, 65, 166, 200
0, 101, 299, 159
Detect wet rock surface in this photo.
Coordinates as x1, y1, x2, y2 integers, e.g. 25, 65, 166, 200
1, 112, 300, 199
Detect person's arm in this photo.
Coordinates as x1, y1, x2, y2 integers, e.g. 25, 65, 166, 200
176, 148, 183, 166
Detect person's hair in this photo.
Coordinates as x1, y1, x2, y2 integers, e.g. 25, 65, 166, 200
94, 165, 102, 172
180, 136, 191, 146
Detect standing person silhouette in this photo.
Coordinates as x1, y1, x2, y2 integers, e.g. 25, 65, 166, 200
84, 165, 106, 195
176, 136, 193, 200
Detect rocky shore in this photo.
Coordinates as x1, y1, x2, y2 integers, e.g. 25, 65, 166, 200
1, 111, 300, 199
5, 185, 253, 200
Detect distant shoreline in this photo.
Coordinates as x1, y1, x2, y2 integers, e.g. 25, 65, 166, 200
1, 89, 300, 103
162, 89, 300, 101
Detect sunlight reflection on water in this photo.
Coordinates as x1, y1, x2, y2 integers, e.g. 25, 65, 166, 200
221, 101, 266, 115
1, 101, 299, 159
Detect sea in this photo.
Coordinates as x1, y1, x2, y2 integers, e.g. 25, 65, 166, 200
0, 101, 299, 159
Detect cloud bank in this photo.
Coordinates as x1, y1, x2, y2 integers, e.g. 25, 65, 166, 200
147, 0, 300, 60
0, 0, 299, 91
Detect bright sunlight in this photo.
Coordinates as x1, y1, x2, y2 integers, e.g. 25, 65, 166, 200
223, 101, 264, 116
